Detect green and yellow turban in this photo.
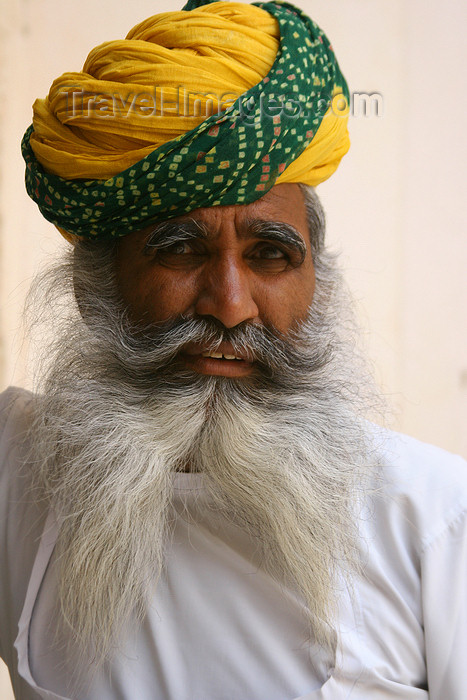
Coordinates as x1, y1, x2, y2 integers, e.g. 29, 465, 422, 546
22, 0, 350, 241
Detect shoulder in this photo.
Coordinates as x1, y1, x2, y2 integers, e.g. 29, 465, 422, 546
0, 385, 36, 446
0, 383, 44, 521
368, 426, 467, 551
0, 386, 40, 508
0, 385, 38, 496
352, 428, 467, 693
0, 386, 49, 664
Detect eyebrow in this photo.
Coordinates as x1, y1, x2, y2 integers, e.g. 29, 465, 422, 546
144, 217, 307, 261
246, 219, 307, 260
144, 219, 208, 250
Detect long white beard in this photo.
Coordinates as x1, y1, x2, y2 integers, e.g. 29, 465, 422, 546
25, 202, 380, 672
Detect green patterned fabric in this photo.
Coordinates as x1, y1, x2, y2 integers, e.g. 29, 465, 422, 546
22, 1, 349, 240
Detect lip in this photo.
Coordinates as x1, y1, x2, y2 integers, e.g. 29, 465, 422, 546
181, 341, 254, 377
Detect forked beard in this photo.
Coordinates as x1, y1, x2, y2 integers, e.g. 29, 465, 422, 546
25, 204, 381, 675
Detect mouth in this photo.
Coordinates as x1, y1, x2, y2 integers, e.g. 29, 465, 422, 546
180, 342, 255, 377
200, 350, 244, 360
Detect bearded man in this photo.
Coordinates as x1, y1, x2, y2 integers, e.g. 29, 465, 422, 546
1, 1, 466, 699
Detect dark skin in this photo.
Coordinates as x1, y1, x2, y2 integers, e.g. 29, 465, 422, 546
115, 183, 315, 378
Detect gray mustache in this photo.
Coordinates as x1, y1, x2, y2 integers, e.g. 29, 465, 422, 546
120, 316, 285, 368
99, 314, 332, 389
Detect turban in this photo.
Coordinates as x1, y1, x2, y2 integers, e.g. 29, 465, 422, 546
22, 0, 350, 241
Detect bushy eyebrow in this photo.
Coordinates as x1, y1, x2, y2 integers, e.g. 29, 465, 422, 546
144, 219, 208, 250
144, 217, 307, 263
247, 219, 307, 261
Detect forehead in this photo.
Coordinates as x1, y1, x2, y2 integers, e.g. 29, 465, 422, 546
117, 183, 309, 251
171, 183, 308, 237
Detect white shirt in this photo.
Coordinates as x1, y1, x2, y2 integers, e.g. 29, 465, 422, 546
1, 386, 466, 699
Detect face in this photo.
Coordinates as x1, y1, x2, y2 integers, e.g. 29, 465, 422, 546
115, 183, 315, 378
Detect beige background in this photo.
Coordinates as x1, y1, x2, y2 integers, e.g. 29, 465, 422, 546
1, 0, 466, 695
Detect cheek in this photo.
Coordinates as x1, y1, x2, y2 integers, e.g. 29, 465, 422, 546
116, 265, 199, 325
256, 265, 315, 333
294, 257, 316, 318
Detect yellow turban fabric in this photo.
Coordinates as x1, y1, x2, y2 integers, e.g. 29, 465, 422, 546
22, 0, 350, 240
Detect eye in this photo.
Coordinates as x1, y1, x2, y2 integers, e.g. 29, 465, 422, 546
161, 241, 193, 255
248, 243, 291, 272
255, 245, 287, 260
150, 239, 206, 269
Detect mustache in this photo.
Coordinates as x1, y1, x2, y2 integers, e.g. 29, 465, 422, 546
90, 312, 332, 391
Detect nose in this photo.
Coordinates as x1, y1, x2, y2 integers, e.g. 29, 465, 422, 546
194, 254, 260, 329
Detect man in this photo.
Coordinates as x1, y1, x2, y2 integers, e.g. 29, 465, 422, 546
1, 1, 466, 698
